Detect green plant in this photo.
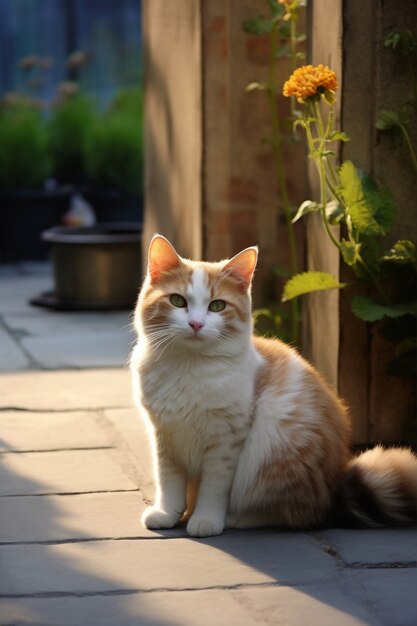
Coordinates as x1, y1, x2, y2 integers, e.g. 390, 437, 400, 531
0, 99, 51, 190
244, 0, 306, 343
107, 86, 144, 118
86, 104, 143, 196
281, 64, 416, 378
48, 94, 95, 183
376, 30, 417, 174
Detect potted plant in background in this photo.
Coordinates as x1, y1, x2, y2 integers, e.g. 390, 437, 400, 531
0, 96, 70, 261
48, 88, 95, 187
84, 86, 144, 222
34, 86, 144, 310
37, 221, 142, 310
0, 51, 144, 281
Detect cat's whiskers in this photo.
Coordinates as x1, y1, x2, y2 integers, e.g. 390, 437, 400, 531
149, 331, 176, 350
154, 334, 177, 361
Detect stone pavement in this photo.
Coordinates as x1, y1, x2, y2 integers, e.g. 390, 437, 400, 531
0, 263, 416, 626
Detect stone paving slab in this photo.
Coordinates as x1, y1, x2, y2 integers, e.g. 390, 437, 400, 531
0, 324, 30, 372
21, 330, 134, 369
0, 449, 137, 496
0, 275, 52, 313
104, 407, 155, 501
0, 368, 133, 411
234, 585, 380, 626
0, 493, 148, 544
0, 584, 381, 626
342, 569, 417, 626
318, 528, 417, 564
3, 310, 132, 336
0, 410, 109, 452
0, 532, 337, 596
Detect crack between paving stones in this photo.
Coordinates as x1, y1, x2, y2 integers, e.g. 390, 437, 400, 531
0, 534, 186, 546
0, 580, 336, 600
0, 488, 140, 498
346, 561, 417, 569
0, 316, 44, 370
2, 536, 416, 564
0, 446, 114, 454
91, 408, 151, 493
308, 531, 345, 566
0, 405, 131, 413
309, 531, 417, 570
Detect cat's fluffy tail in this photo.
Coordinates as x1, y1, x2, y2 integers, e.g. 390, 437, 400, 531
334, 446, 417, 527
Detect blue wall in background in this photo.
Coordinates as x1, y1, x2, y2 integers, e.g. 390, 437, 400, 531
0, 0, 142, 110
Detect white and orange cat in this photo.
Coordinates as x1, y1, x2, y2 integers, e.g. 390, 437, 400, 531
130, 234, 417, 537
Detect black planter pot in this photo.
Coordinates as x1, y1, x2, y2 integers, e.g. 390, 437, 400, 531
32, 222, 142, 311
82, 188, 143, 223
0, 188, 71, 261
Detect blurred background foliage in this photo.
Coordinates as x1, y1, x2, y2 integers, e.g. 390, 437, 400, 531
0, 0, 143, 196
0, 0, 142, 110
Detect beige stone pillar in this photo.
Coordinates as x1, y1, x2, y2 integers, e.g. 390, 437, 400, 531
142, 0, 203, 262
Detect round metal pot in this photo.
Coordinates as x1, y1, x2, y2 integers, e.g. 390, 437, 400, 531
41, 222, 142, 310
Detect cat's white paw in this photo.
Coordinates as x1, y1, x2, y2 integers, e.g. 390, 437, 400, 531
186, 514, 224, 537
141, 506, 181, 530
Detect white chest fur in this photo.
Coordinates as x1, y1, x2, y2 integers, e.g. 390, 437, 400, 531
131, 341, 261, 474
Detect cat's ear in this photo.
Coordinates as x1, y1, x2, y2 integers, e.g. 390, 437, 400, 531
223, 246, 258, 289
148, 234, 182, 283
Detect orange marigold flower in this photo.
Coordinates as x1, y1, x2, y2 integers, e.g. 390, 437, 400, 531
283, 64, 338, 103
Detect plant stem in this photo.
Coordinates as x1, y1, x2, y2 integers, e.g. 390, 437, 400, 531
306, 102, 341, 249
269, 27, 299, 343
310, 103, 389, 302
289, 17, 297, 118
400, 123, 417, 174
314, 101, 326, 138
318, 156, 342, 249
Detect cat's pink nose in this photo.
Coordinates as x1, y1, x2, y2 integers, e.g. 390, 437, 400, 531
189, 320, 204, 333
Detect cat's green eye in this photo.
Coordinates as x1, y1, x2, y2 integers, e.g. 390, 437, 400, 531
170, 294, 187, 308
208, 299, 226, 312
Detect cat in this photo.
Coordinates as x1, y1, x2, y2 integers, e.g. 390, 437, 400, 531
130, 234, 417, 537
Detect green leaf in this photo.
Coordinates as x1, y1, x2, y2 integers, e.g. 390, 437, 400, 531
381, 240, 416, 265
245, 82, 268, 93
253, 308, 275, 322
338, 161, 397, 236
384, 31, 402, 50
266, 0, 285, 17
275, 46, 291, 59
384, 29, 417, 56
396, 336, 417, 356
340, 240, 362, 266
282, 272, 346, 302
329, 131, 350, 142
375, 110, 401, 130
291, 199, 344, 225
326, 200, 344, 224
243, 17, 274, 35
291, 200, 320, 224
351, 296, 417, 322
